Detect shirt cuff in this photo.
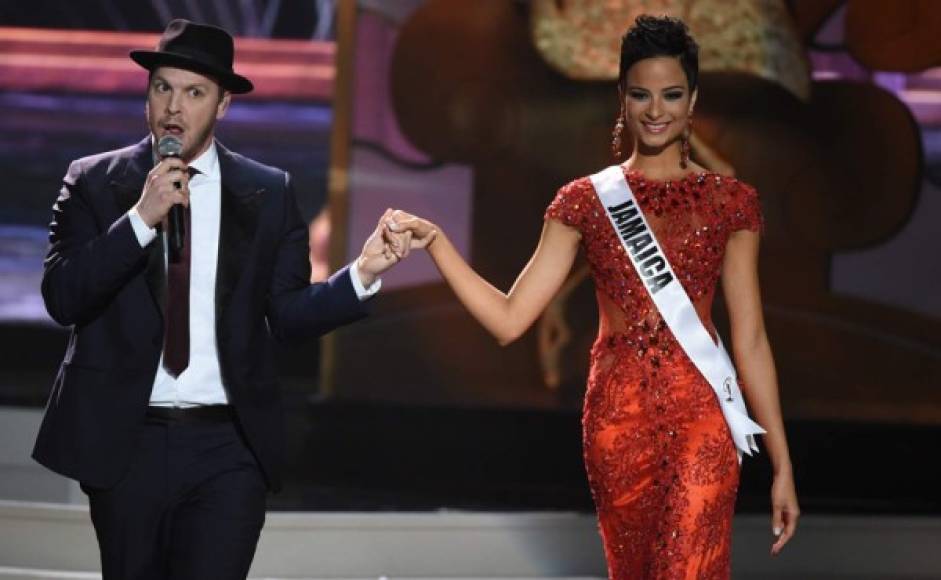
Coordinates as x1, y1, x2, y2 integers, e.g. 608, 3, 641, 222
127, 208, 158, 247
348, 261, 381, 301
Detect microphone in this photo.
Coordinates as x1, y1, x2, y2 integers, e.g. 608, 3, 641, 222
156, 135, 185, 256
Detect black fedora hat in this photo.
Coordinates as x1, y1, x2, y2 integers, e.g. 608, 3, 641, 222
130, 19, 253, 94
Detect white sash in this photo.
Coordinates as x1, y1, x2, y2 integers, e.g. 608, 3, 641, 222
590, 166, 765, 458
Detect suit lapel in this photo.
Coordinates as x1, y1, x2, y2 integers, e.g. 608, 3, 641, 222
110, 137, 152, 215
215, 142, 264, 324
109, 137, 166, 318
143, 239, 166, 318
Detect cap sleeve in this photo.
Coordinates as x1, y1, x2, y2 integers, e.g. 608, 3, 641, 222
729, 181, 764, 233
545, 177, 592, 232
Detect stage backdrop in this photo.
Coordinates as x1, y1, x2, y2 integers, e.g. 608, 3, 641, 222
326, 0, 941, 423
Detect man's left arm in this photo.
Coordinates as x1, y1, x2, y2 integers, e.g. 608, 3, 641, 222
266, 174, 397, 342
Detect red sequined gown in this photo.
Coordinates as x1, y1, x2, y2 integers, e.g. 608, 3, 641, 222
545, 168, 763, 579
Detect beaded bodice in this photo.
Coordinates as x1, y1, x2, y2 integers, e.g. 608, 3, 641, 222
546, 167, 762, 365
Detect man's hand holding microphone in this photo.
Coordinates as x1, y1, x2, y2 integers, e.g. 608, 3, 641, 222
134, 136, 189, 256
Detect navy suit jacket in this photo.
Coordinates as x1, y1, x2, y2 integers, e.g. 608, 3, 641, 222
33, 137, 367, 490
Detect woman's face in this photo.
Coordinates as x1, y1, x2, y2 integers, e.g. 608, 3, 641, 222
622, 56, 696, 154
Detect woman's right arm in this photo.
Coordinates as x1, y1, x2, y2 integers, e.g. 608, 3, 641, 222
388, 212, 580, 346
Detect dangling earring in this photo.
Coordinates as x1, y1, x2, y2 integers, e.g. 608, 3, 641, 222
612, 106, 625, 161
680, 117, 692, 169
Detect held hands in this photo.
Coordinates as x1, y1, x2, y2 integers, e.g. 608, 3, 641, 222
355, 209, 438, 287
135, 158, 191, 228
770, 468, 800, 556
384, 210, 438, 249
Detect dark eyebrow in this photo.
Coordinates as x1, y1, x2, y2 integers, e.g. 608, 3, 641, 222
151, 79, 211, 96
625, 85, 686, 93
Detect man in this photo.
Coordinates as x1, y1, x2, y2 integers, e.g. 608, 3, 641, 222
32, 19, 405, 579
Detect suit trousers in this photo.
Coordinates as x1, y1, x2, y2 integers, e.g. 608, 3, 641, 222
82, 412, 267, 580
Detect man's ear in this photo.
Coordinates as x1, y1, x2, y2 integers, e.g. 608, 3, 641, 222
216, 90, 231, 120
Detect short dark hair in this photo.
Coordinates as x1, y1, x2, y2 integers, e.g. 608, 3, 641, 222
618, 15, 699, 92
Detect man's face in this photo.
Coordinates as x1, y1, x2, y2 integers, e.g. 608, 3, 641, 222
145, 66, 231, 162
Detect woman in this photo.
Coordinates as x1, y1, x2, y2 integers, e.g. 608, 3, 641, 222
387, 15, 798, 578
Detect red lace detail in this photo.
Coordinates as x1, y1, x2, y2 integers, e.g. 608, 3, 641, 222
545, 168, 761, 579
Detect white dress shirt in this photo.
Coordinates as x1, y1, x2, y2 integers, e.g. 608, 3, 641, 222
127, 140, 379, 407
